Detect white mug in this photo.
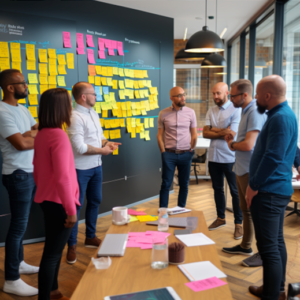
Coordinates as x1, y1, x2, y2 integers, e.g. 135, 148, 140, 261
112, 207, 128, 224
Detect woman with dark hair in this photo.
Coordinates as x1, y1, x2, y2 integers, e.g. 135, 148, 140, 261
33, 88, 80, 300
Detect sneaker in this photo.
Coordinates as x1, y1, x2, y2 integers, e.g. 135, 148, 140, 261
222, 245, 253, 256
234, 224, 243, 240
242, 252, 263, 267
208, 218, 226, 231
85, 237, 101, 248
3, 279, 38, 296
66, 245, 77, 264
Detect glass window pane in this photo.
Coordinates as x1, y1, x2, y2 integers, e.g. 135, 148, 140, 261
283, 0, 300, 142
230, 37, 240, 82
254, 14, 274, 93
245, 33, 250, 79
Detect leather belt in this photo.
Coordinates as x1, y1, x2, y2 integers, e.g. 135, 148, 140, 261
165, 149, 190, 154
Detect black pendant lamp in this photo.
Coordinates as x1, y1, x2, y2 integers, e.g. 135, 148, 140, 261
175, 48, 209, 62
201, 53, 226, 68
185, 0, 224, 53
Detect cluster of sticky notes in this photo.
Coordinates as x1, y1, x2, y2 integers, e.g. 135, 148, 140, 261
76, 33, 85, 54
98, 38, 124, 59
128, 209, 147, 216
63, 31, 72, 48
66, 53, 74, 69
10, 43, 22, 72
126, 231, 170, 250
28, 106, 38, 118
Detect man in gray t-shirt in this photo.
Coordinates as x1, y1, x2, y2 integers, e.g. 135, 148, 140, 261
0, 69, 39, 297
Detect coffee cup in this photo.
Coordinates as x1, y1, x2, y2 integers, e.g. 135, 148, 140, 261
112, 207, 128, 225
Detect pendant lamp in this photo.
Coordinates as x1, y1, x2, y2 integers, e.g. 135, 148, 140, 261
175, 48, 209, 62
201, 53, 226, 68
185, 0, 224, 53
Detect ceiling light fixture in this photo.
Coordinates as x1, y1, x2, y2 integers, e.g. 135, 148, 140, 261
175, 48, 209, 62
201, 53, 226, 68
183, 28, 188, 41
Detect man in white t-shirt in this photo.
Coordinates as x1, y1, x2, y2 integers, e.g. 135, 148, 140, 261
0, 69, 39, 296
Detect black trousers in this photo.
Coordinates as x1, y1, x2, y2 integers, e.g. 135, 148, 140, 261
38, 201, 72, 300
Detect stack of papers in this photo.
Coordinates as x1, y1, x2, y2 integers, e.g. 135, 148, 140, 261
126, 231, 170, 249
128, 209, 146, 216
175, 232, 215, 247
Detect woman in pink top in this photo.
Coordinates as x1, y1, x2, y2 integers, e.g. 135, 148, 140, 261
33, 88, 80, 300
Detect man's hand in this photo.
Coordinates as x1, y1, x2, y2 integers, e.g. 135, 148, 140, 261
64, 214, 77, 228
226, 139, 235, 151
245, 185, 258, 209
102, 145, 114, 155
22, 130, 38, 139
106, 142, 121, 151
297, 174, 300, 181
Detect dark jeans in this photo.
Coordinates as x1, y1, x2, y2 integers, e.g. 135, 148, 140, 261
250, 192, 290, 300
2, 169, 36, 281
159, 151, 194, 208
68, 166, 102, 247
39, 201, 72, 300
208, 162, 243, 224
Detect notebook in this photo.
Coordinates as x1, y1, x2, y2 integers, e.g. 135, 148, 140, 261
146, 217, 187, 228
97, 234, 128, 257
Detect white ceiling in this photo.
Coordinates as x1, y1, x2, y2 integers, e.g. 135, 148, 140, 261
96, 0, 271, 41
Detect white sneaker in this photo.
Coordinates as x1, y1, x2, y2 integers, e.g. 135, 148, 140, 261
3, 279, 38, 296
19, 260, 39, 274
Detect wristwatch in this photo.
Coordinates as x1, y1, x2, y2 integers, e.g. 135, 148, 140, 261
103, 141, 108, 147
209, 125, 212, 130
230, 142, 236, 150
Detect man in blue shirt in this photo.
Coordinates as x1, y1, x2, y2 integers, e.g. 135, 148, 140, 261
246, 75, 298, 300
221, 79, 266, 268
203, 82, 243, 239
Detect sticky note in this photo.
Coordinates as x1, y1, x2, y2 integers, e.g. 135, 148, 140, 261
119, 90, 125, 100
0, 42, 9, 58
108, 48, 115, 56
11, 48, 22, 63
145, 130, 150, 141
150, 118, 154, 127
107, 78, 113, 86
136, 215, 158, 222
76, 33, 85, 48
48, 75, 57, 85
95, 65, 101, 75
57, 54, 66, 65
18, 98, 26, 104
57, 76, 66, 87
48, 49, 56, 58
95, 76, 101, 86
58, 64, 67, 75
49, 64, 58, 75
102, 110, 108, 118
38, 49, 48, 63
28, 73, 38, 84
117, 41, 124, 56
101, 77, 107, 86
185, 277, 227, 293
40, 84, 48, 94
66, 53, 74, 69
28, 106, 38, 118
26, 44, 36, 61
87, 49, 95, 64
103, 87, 109, 95
28, 94, 38, 105
0, 58, 10, 71
112, 80, 118, 89
86, 34, 95, 47
103, 130, 109, 139
49, 58, 56, 65
119, 68, 124, 77
49, 84, 57, 89
12, 62, 21, 72
77, 48, 85, 55
131, 128, 136, 138
113, 148, 118, 155
39, 63, 48, 75
28, 84, 39, 94
94, 102, 101, 113
88, 76, 95, 84
107, 67, 113, 77
98, 50, 105, 59
63, 31, 72, 48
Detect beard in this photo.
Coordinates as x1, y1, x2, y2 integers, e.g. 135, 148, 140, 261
257, 103, 267, 114
177, 100, 185, 107
86, 98, 95, 107
14, 89, 27, 99
214, 95, 227, 107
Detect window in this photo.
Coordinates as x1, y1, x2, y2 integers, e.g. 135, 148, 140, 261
283, 0, 300, 142
230, 37, 240, 82
245, 33, 250, 79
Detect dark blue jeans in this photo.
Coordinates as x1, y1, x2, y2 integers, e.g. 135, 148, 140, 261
250, 192, 290, 300
159, 151, 194, 208
68, 166, 102, 247
2, 169, 36, 280
208, 162, 243, 224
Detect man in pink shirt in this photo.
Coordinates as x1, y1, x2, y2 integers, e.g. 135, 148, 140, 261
157, 86, 197, 208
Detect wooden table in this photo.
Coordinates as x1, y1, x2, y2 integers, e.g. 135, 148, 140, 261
71, 209, 232, 300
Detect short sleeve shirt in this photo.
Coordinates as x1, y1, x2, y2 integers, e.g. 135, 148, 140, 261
0, 101, 36, 174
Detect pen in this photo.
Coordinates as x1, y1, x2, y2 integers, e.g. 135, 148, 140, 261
170, 209, 186, 214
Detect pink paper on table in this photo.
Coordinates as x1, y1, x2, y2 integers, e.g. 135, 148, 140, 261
146, 231, 171, 238
185, 277, 227, 292
126, 241, 143, 248
111, 40, 117, 49
76, 33, 85, 48
77, 48, 85, 55
128, 232, 147, 237
86, 34, 95, 47
117, 41, 124, 56
63, 31, 72, 48
108, 48, 115, 56
128, 209, 146, 216
87, 49, 95, 64
98, 50, 105, 59
140, 244, 152, 250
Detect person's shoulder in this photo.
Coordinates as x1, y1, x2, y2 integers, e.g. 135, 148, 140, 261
183, 106, 195, 113
159, 106, 172, 116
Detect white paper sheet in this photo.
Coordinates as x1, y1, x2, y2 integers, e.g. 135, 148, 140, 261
175, 232, 215, 247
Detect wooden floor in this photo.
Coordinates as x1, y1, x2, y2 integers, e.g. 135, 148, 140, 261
1, 179, 300, 300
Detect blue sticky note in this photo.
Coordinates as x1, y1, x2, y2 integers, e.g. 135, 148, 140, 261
103, 87, 109, 95
97, 94, 103, 101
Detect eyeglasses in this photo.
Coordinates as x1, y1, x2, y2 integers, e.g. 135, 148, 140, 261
229, 93, 244, 100
84, 93, 97, 97
172, 93, 187, 99
7, 81, 28, 87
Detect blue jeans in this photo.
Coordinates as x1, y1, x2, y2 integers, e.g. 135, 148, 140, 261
250, 192, 290, 300
208, 162, 243, 224
159, 151, 194, 208
68, 166, 102, 247
2, 169, 36, 280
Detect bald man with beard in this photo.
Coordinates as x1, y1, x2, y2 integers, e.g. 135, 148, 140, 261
246, 75, 298, 300
157, 86, 197, 208
203, 82, 243, 239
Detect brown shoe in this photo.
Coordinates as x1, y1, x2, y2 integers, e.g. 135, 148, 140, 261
50, 291, 70, 299
249, 285, 286, 300
66, 245, 77, 264
85, 237, 101, 248
208, 218, 226, 231
234, 224, 243, 240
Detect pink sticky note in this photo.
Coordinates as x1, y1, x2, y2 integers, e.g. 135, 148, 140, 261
63, 31, 72, 48
126, 241, 141, 248
128, 209, 147, 216
105, 39, 112, 48
133, 237, 154, 244
87, 49, 95, 64
86, 34, 95, 47
108, 48, 115, 56
76, 33, 85, 48
140, 244, 152, 250
98, 50, 105, 59
111, 40, 117, 49
99, 42, 105, 51
117, 41, 124, 56
185, 277, 227, 292
77, 48, 85, 55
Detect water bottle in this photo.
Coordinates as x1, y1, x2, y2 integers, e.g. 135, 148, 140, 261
158, 208, 169, 232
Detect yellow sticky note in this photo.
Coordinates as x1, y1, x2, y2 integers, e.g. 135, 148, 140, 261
102, 110, 108, 118
48, 49, 56, 58
145, 130, 150, 141
12, 62, 21, 72
49, 84, 57, 89
104, 120, 111, 129
66, 53, 74, 69
39, 75, 48, 85
110, 130, 115, 139
48, 76, 56, 85
40, 84, 48, 95
39, 63, 48, 75
49, 64, 58, 75
129, 215, 139, 222
107, 78, 113, 86
18, 98, 26, 104
57, 76, 66, 87
101, 77, 107, 85
57, 54, 66, 65
150, 118, 154, 127
112, 80, 118, 89
28, 106, 38, 118
138, 81, 144, 88
94, 103, 101, 113
0, 42, 9, 58
113, 148, 119, 155
28, 73, 38, 84
135, 90, 140, 99
95, 65, 101, 75
120, 119, 125, 127
28, 94, 38, 105
38, 49, 48, 63
136, 215, 158, 222
115, 129, 121, 139
95, 76, 101, 86
27, 61, 36, 71
103, 130, 109, 139
113, 67, 119, 75
140, 131, 145, 139
26, 44, 36, 61
144, 118, 149, 128
100, 118, 104, 127
28, 84, 39, 95
11, 48, 22, 62
119, 68, 124, 77
107, 67, 113, 77
131, 128, 136, 138
88, 76, 95, 84
58, 64, 67, 75
101, 67, 108, 76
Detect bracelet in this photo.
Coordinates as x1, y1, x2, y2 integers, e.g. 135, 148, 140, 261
231, 142, 236, 150
103, 141, 108, 147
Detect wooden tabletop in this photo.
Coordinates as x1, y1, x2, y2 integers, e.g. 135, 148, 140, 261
70, 209, 232, 300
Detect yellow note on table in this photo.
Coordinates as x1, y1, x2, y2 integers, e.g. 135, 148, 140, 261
48, 75, 56, 85
107, 67, 113, 77
18, 98, 26, 104
88, 76, 95, 84
39, 74, 48, 85
28, 94, 38, 105
12, 62, 21, 72
26, 61, 36, 71
66, 53, 74, 69
136, 215, 158, 222
150, 118, 154, 127
39, 63, 48, 75
95, 65, 101, 75
28, 84, 39, 94
107, 77, 113, 86
112, 80, 118, 89
101, 77, 107, 86
113, 148, 119, 155
28, 106, 38, 118
119, 68, 124, 77
28, 73, 38, 84
57, 54, 66, 65
102, 110, 108, 118
48, 49, 56, 58
58, 64, 67, 75
57, 76, 66, 87
145, 130, 150, 141
38, 49, 48, 63
40, 84, 48, 95
95, 76, 101, 86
